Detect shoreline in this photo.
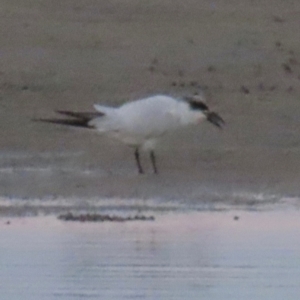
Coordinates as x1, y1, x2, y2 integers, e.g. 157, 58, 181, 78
0, 192, 299, 218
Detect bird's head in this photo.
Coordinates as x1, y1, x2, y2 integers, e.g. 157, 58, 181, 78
184, 94, 225, 129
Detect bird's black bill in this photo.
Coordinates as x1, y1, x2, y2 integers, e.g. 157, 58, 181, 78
206, 111, 225, 129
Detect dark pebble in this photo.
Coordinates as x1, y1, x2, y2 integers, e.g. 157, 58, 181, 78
207, 65, 216, 72
241, 86, 250, 94
282, 63, 292, 73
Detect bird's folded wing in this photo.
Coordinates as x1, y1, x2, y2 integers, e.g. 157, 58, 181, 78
34, 110, 104, 129
33, 118, 95, 128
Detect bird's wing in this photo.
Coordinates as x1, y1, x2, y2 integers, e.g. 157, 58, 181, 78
56, 110, 104, 120
35, 110, 104, 129
35, 117, 95, 128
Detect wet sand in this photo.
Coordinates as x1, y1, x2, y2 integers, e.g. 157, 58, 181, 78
1, 0, 300, 201
1, 211, 300, 299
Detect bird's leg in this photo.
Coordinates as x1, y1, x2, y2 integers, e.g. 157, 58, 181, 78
150, 150, 158, 174
134, 148, 144, 174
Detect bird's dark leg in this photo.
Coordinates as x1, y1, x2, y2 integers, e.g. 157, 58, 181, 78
134, 148, 144, 174
150, 150, 158, 174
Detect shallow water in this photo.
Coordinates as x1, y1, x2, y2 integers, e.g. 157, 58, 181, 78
1, 149, 300, 210
1, 151, 300, 299
0, 157, 299, 219
1, 211, 300, 300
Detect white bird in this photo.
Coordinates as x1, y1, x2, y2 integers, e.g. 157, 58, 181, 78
37, 94, 224, 174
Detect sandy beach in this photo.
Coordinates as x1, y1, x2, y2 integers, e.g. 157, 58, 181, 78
0, 0, 300, 204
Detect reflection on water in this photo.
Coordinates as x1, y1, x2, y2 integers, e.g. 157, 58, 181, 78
0, 211, 300, 300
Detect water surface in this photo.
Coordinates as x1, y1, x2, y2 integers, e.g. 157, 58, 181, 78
1, 211, 299, 300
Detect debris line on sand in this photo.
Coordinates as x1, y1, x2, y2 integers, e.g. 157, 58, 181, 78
58, 212, 155, 222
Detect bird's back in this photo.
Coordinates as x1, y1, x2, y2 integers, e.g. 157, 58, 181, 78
118, 95, 184, 136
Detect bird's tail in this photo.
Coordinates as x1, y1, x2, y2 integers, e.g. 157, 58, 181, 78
89, 105, 121, 132
34, 110, 104, 129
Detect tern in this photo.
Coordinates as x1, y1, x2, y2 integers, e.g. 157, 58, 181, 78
37, 94, 224, 174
